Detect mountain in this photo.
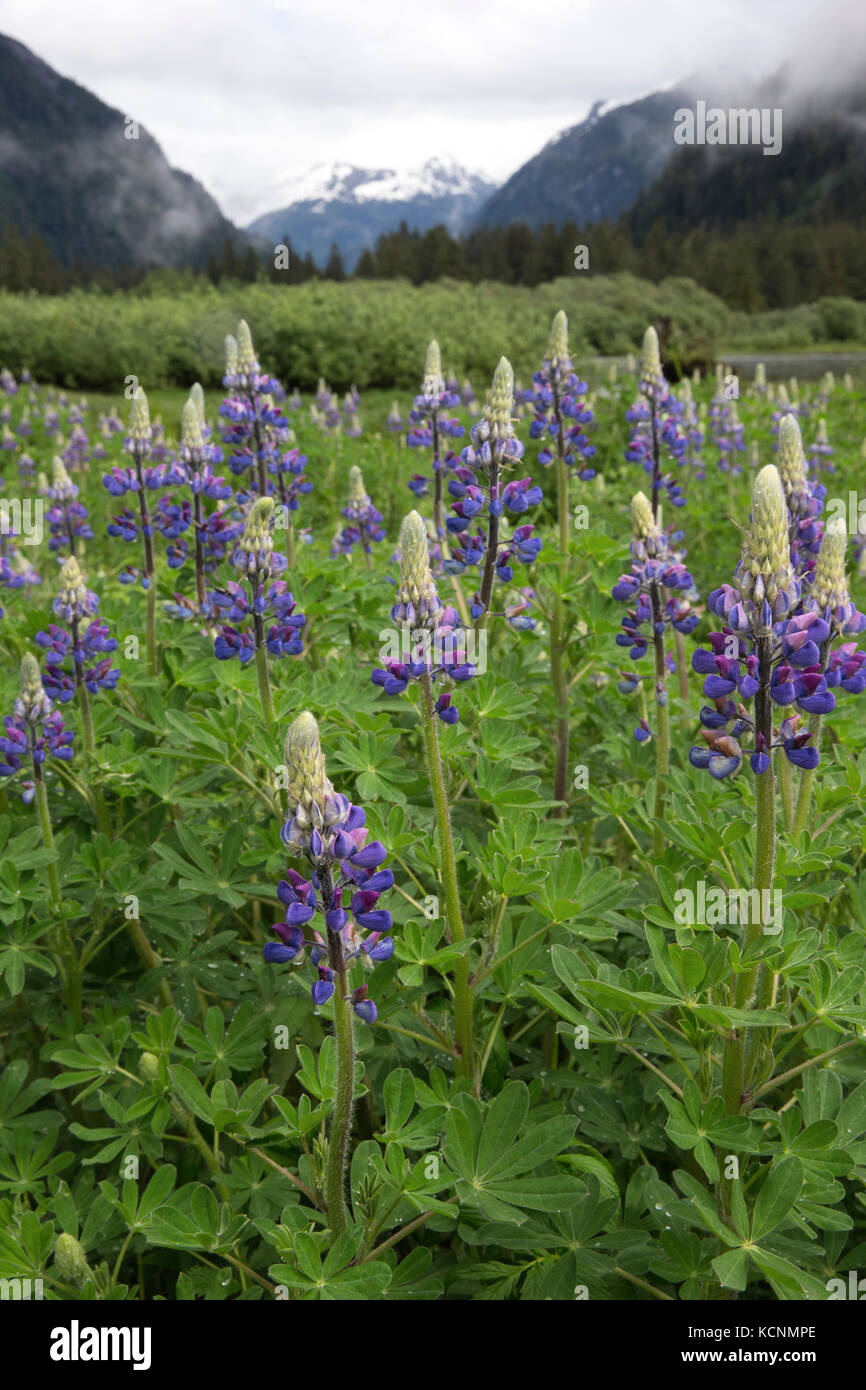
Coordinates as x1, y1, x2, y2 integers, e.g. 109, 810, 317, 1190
246, 158, 496, 269
0, 32, 243, 268
628, 84, 866, 237
476, 87, 690, 230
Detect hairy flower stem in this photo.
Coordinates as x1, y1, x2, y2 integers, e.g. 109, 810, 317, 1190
649, 397, 662, 522
250, 408, 267, 497
477, 459, 501, 626
778, 753, 794, 830
550, 375, 571, 815
792, 639, 831, 836
432, 414, 443, 539
722, 634, 776, 1119
324, 925, 355, 1236
73, 664, 112, 839
193, 492, 206, 608
650, 585, 669, 857
252, 609, 275, 726
674, 629, 689, 701
418, 673, 473, 1078
35, 765, 81, 1025
133, 452, 157, 676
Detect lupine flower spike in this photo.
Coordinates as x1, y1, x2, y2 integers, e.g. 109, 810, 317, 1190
372, 510, 475, 722
791, 517, 866, 835
46, 456, 93, 555
332, 465, 385, 561
372, 513, 474, 1075
264, 712, 396, 1232
206, 496, 305, 724
528, 309, 595, 809
406, 340, 464, 537
625, 326, 686, 515
448, 357, 539, 625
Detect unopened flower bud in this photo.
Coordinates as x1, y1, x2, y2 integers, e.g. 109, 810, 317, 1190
546, 310, 570, 370
129, 388, 151, 449
395, 510, 441, 623
55, 1234, 91, 1286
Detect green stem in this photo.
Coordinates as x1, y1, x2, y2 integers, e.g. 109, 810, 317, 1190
779, 749, 794, 830
146, 583, 156, 678
35, 775, 61, 909
253, 607, 275, 725
650, 591, 669, 858
418, 674, 473, 1077
550, 375, 571, 813
722, 633, 776, 1118
324, 943, 355, 1236
792, 712, 823, 837
674, 629, 689, 701
35, 770, 81, 1025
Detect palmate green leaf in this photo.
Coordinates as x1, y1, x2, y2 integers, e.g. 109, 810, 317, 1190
751, 1157, 804, 1241
168, 1065, 214, 1125
711, 1246, 750, 1291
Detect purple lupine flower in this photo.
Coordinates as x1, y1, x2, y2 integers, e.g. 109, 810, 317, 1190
372, 511, 476, 723
445, 357, 540, 621
777, 414, 824, 586
689, 466, 828, 779
45, 456, 94, 556
612, 493, 697, 686
528, 310, 596, 480
625, 327, 687, 513
263, 712, 395, 1022
37, 557, 120, 704
406, 341, 465, 537
332, 466, 385, 557
808, 417, 834, 478
206, 497, 305, 663
220, 323, 289, 498
0, 654, 74, 803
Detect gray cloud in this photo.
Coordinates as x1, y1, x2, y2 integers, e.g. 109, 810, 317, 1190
2, 0, 864, 221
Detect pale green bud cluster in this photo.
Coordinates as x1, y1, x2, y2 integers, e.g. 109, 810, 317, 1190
396, 510, 441, 622
129, 388, 151, 448
815, 418, 829, 446
57, 555, 88, 614
190, 381, 206, 422
423, 339, 445, 397
736, 465, 797, 617
811, 517, 850, 614
641, 326, 662, 382
54, 1234, 92, 1287
238, 496, 274, 561
284, 711, 336, 822
754, 362, 766, 388
181, 398, 204, 454
481, 356, 516, 444
225, 335, 238, 376
630, 490, 665, 558
236, 319, 258, 375
545, 310, 570, 371
347, 464, 370, 510
51, 455, 76, 499
776, 413, 811, 516
16, 653, 51, 724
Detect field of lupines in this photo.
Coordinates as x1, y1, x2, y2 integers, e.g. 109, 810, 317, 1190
1, 315, 865, 1305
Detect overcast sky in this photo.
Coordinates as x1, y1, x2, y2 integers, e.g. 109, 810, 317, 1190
3, 0, 864, 224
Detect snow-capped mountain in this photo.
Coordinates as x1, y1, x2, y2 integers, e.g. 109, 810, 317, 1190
245, 157, 496, 269
476, 86, 690, 229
